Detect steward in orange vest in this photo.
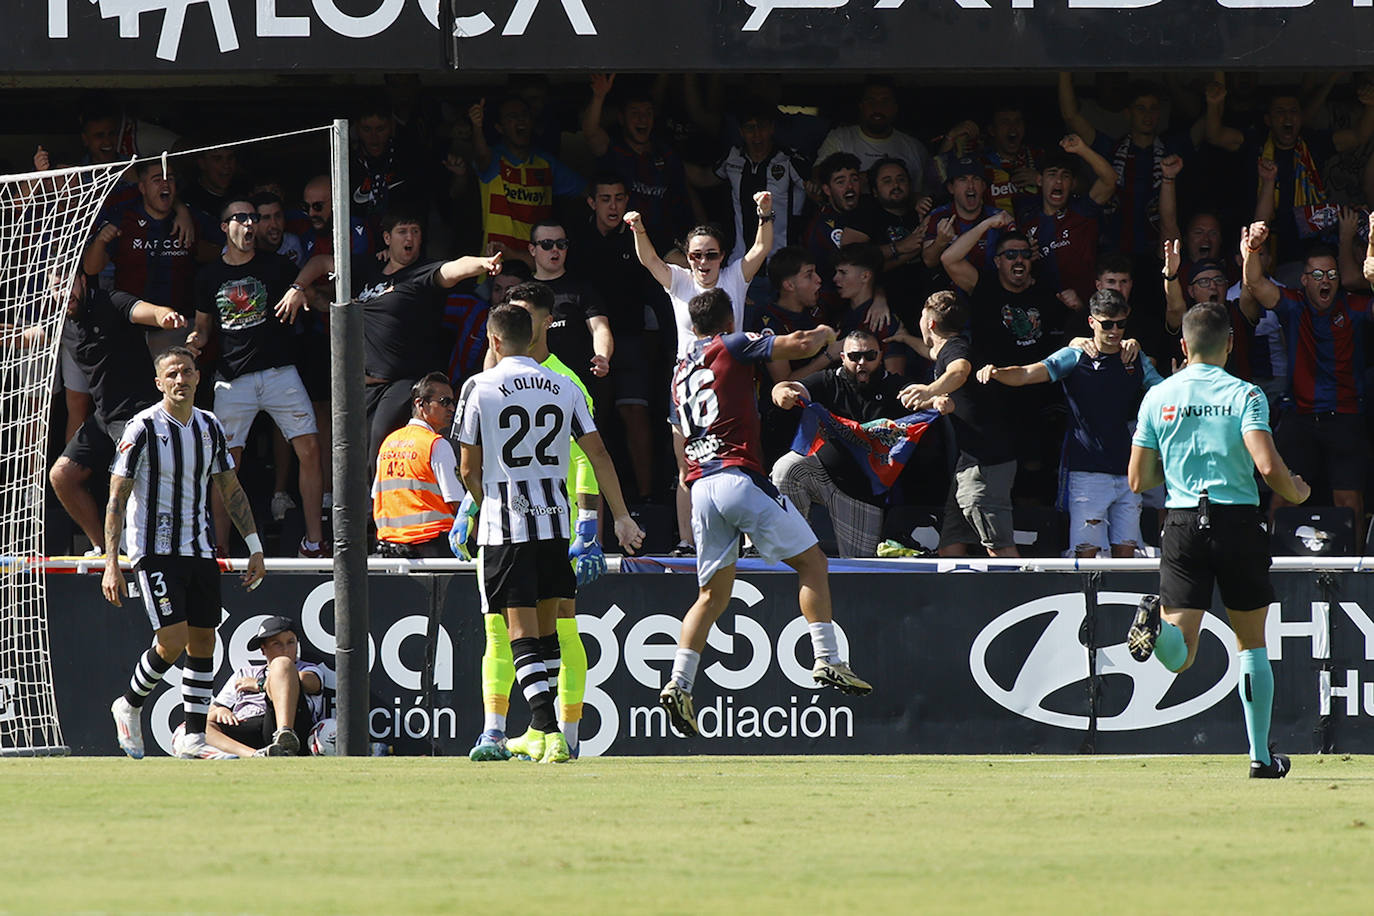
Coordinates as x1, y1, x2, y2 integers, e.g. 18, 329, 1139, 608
372, 373, 465, 558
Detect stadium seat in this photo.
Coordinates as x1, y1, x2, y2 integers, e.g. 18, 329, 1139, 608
1272, 506, 1356, 557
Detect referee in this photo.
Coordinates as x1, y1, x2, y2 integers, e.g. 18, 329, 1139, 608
1127, 301, 1309, 779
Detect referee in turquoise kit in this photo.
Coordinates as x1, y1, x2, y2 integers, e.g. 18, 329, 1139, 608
1126, 301, 1309, 778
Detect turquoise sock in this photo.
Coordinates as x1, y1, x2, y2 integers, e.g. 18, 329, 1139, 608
1154, 621, 1188, 671
1238, 648, 1274, 765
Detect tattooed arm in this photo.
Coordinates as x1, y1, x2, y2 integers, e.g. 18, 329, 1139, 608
212, 469, 266, 588
101, 475, 134, 606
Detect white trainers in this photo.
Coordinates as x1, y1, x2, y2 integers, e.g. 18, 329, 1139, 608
270, 491, 297, 521
82, 545, 104, 558
812, 659, 874, 696
110, 696, 144, 759
172, 726, 237, 759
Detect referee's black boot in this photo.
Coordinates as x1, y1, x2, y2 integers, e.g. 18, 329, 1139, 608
1250, 748, 1291, 779
1127, 594, 1162, 662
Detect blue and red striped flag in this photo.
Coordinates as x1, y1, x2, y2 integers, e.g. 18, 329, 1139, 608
789, 400, 939, 493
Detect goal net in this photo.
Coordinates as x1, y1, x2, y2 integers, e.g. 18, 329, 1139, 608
0, 159, 131, 756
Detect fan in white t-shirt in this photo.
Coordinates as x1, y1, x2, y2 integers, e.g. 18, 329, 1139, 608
624, 190, 777, 553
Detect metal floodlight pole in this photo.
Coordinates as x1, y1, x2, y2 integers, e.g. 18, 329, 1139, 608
329, 118, 369, 756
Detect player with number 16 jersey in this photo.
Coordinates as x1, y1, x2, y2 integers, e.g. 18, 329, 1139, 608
672, 326, 773, 483
659, 288, 872, 744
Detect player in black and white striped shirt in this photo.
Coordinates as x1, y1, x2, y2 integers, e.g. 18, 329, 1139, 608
103, 346, 267, 760
454, 304, 643, 763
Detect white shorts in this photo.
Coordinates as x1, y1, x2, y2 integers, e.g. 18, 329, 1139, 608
1066, 470, 1141, 552
59, 319, 90, 395
213, 365, 318, 450
690, 467, 818, 586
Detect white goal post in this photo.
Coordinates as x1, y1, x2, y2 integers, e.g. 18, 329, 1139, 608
0, 157, 131, 756
0, 126, 341, 757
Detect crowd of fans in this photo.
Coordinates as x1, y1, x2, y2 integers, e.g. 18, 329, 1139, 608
35, 71, 1374, 558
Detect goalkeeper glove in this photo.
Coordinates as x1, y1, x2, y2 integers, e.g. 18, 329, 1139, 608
449, 494, 478, 560
568, 510, 605, 586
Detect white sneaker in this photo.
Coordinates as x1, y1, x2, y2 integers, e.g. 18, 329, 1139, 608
811, 659, 874, 696
110, 697, 144, 759
270, 491, 297, 521
82, 545, 104, 558
172, 727, 237, 759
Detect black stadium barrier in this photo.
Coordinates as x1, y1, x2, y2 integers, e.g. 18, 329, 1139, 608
45, 560, 1374, 757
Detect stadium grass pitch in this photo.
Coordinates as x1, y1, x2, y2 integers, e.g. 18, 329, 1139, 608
2, 754, 1371, 914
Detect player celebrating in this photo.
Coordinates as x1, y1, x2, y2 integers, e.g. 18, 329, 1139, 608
104, 347, 266, 759
659, 288, 872, 739
453, 305, 643, 763
465, 281, 605, 762
1127, 301, 1309, 778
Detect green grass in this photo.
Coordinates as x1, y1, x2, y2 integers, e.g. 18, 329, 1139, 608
1, 755, 1371, 915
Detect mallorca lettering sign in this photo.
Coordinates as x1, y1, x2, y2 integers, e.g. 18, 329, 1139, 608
12, 1, 1374, 72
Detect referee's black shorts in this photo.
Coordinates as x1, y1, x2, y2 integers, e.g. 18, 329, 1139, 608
478, 539, 576, 613
1160, 505, 1273, 611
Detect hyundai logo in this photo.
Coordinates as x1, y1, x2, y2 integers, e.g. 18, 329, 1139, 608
969, 592, 1237, 731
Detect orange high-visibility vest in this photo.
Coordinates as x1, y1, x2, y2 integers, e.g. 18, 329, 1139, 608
373, 424, 453, 544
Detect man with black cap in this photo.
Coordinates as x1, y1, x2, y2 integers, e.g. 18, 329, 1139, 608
922, 156, 1010, 280
1014, 135, 1118, 312
205, 616, 324, 758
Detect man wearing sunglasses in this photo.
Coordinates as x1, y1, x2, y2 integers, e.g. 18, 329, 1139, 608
771, 328, 919, 558
1244, 221, 1373, 529
525, 221, 613, 391
1163, 242, 1272, 384
976, 290, 1163, 558
297, 175, 373, 263
945, 220, 1074, 506
372, 372, 464, 559
190, 200, 327, 558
